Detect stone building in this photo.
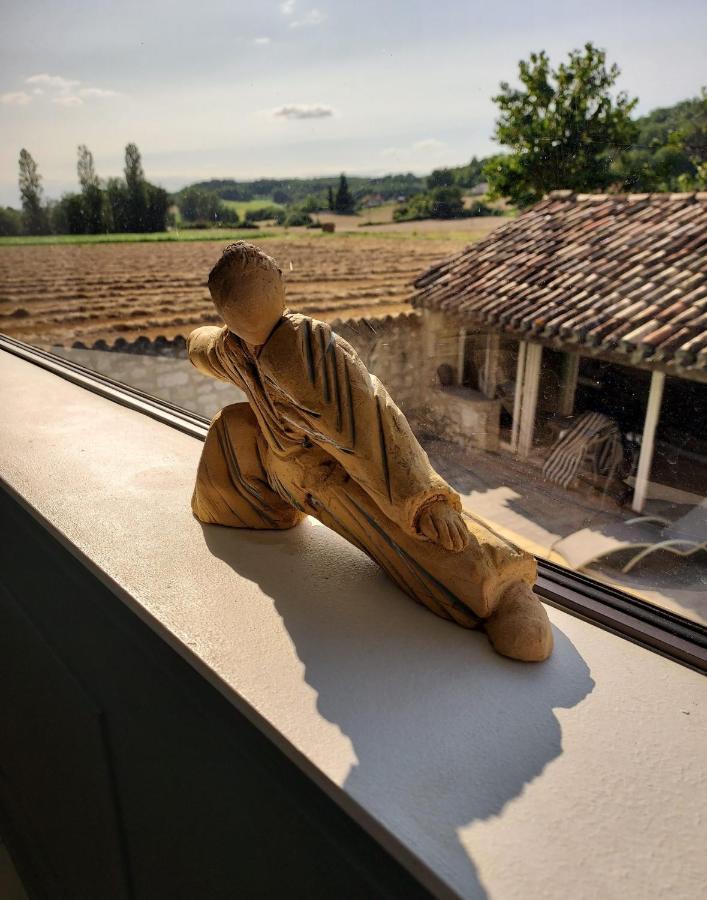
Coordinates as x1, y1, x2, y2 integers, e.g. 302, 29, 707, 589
409, 191, 707, 512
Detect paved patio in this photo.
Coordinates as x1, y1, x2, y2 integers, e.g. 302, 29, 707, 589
424, 438, 707, 626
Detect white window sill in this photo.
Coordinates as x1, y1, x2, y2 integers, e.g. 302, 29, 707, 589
1, 349, 705, 900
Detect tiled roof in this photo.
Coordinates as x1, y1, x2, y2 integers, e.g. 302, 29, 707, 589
411, 192, 707, 377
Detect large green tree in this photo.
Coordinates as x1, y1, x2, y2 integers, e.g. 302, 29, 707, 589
18, 148, 48, 234
334, 173, 355, 214
124, 142, 148, 231
486, 43, 638, 205
77, 144, 106, 233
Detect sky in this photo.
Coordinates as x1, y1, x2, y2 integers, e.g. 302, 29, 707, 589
1, 0, 705, 205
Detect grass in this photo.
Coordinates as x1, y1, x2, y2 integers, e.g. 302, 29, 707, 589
221, 198, 284, 217
0, 228, 284, 247
0, 226, 480, 248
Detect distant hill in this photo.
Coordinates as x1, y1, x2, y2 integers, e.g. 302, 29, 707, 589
182, 173, 429, 205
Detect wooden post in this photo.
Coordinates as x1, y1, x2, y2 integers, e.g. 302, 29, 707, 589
456, 327, 466, 385
518, 343, 543, 458
632, 370, 665, 513
510, 341, 527, 452
558, 353, 580, 416
481, 333, 500, 399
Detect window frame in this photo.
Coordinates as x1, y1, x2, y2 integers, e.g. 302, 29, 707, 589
3, 333, 706, 675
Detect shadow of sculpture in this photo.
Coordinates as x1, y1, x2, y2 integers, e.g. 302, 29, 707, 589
202, 519, 594, 899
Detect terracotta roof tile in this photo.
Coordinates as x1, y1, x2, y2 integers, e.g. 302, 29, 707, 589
411, 193, 707, 374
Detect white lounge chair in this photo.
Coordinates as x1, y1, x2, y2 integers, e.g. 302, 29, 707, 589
553, 502, 707, 573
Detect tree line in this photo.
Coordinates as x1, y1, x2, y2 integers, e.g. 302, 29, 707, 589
0, 144, 169, 236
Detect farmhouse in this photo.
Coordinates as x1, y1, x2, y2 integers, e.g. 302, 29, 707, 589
410, 191, 707, 512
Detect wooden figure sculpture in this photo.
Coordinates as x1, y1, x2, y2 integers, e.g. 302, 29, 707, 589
188, 242, 553, 662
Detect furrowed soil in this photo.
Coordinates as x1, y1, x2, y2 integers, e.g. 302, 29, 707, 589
0, 227, 502, 347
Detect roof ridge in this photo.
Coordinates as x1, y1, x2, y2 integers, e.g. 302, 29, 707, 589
545, 190, 704, 202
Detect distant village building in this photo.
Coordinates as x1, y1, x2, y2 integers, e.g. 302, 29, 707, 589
360, 193, 385, 208
410, 191, 707, 512
469, 182, 489, 196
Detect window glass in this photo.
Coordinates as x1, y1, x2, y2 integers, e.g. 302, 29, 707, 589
1, 1, 705, 627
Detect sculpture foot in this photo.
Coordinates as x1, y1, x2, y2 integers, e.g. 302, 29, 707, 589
483, 582, 553, 662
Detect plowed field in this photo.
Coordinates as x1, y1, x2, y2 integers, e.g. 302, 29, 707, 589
0, 235, 468, 347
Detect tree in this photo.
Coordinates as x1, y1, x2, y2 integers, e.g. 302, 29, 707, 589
453, 156, 487, 188
618, 91, 706, 191
18, 149, 48, 234
486, 43, 638, 205
272, 188, 292, 204
124, 143, 148, 231
327, 185, 335, 210
334, 174, 355, 214
145, 184, 169, 232
0, 206, 22, 236
179, 186, 237, 226
427, 168, 455, 189
105, 177, 129, 232
51, 194, 85, 235
429, 185, 465, 218
76, 144, 106, 233
299, 193, 324, 213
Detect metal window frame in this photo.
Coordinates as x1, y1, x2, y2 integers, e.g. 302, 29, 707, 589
2, 333, 706, 675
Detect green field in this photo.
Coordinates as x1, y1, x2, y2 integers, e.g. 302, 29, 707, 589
0, 228, 283, 247
221, 198, 284, 217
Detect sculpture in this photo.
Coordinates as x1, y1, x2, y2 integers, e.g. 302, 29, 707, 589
188, 242, 553, 662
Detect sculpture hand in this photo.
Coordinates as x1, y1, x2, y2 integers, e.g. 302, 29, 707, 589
417, 501, 470, 552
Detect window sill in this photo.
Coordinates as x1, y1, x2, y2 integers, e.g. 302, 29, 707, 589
1, 346, 705, 900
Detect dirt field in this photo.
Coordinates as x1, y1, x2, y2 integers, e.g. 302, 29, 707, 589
0, 229, 503, 347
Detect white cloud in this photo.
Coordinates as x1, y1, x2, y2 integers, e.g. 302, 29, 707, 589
382, 138, 448, 159
78, 87, 118, 98
253, 36, 271, 45
7, 74, 120, 108
53, 95, 84, 108
26, 73, 80, 93
271, 103, 334, 119
280, 0, 296, 14
290, 7, 325, 28
412, 138, 447, 152
0, 91, 32, 106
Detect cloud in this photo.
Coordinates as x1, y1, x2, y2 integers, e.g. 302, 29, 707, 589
253, 36, 271, 45
280, 0, 296, 14
271, 103, 334, 119
26, 73, 80, 93
412, 138, 447, 152
290, 8, 325, 27
2, 74, 120, 108
53, 95, 84, 108
382, 138, 448, 159
0, 91, 32, 106
78, 87, 118, 98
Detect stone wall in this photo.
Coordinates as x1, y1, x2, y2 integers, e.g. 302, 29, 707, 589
331, 313, 424, 414
52, 345, 245, 420
56, 311, 502, 451
58, 314, 427, 420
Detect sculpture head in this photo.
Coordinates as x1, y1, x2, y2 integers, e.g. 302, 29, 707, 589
207, 242, 286, 346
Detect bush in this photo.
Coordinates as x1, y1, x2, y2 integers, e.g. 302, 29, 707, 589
284, 210, 313, 227
179, 186, 238, 226
0, 206, 22, 236
245, 205, 283, 222
466, 200, 501, 217
394, 187, 499, 222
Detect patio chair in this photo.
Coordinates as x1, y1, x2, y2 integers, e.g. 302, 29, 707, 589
542, 411, 625, 490
553, 501, 707, 573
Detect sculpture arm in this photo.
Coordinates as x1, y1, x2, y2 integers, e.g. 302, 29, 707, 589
187, 325, 231, 382
264, 317, 461, 538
